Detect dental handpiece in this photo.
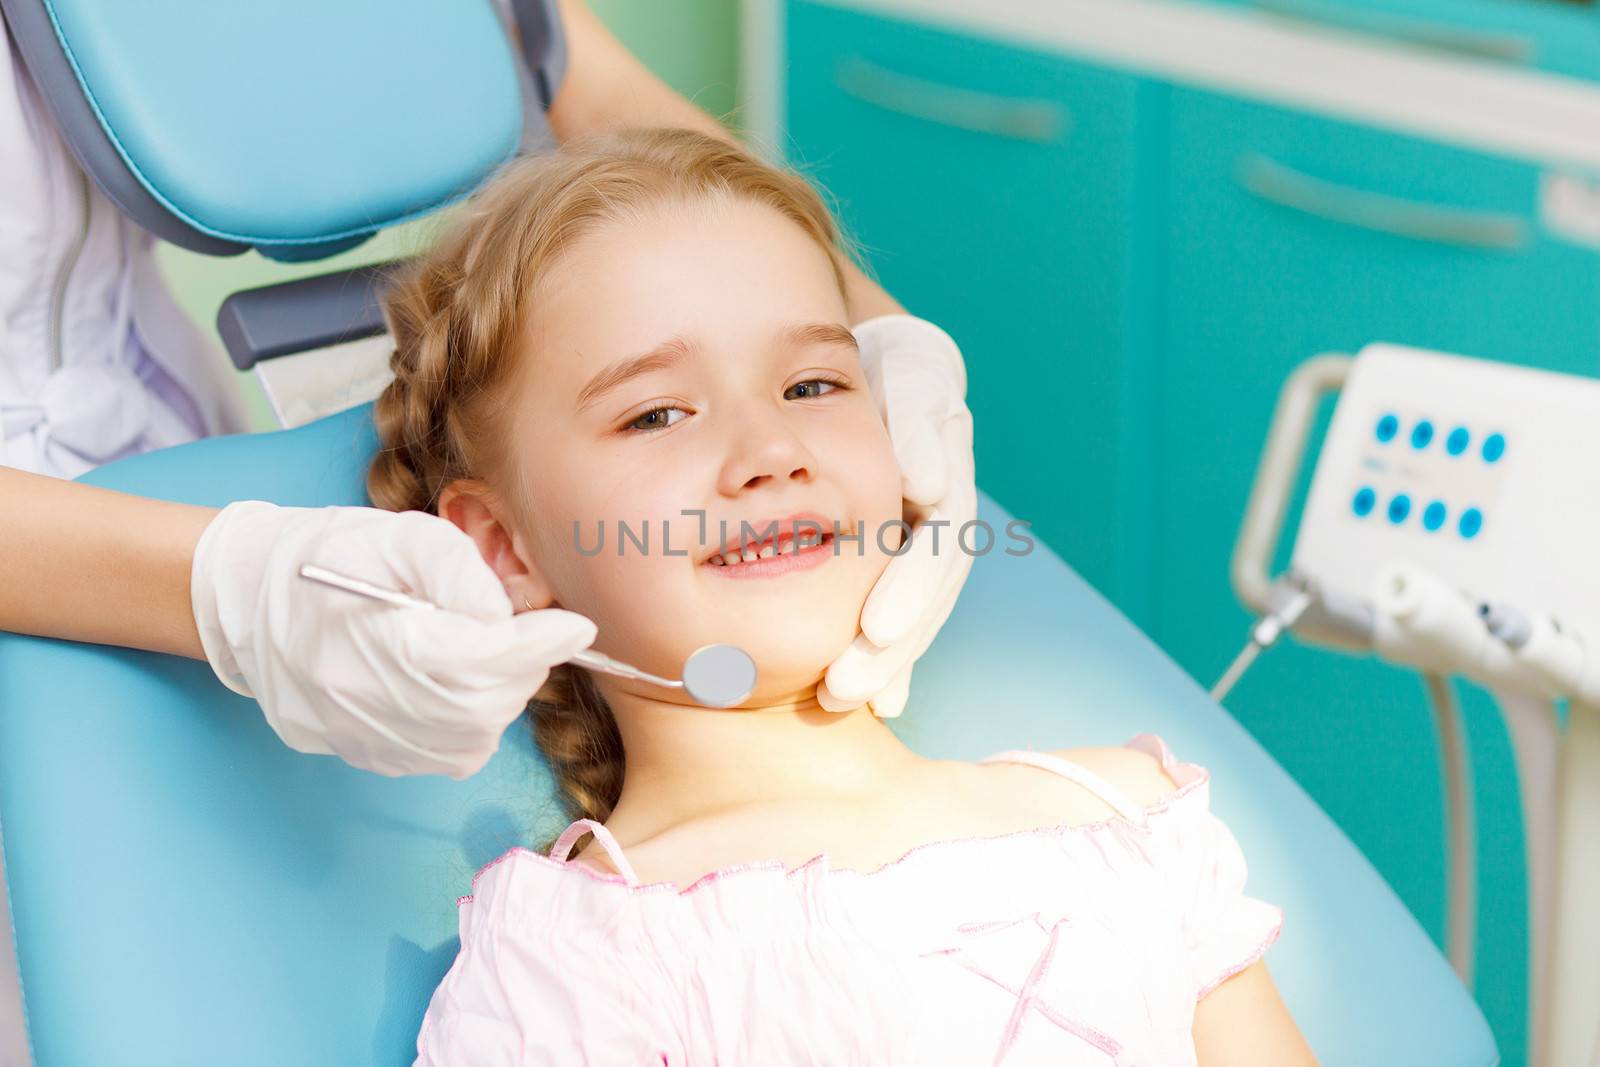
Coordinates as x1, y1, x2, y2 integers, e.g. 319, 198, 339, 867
1210, 572, 1317, 703
297, 563, 758, 708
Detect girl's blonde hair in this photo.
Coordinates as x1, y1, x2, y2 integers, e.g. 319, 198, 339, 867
367, 127, 860, 843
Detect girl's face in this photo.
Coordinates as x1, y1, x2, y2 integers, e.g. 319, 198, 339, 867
482, 196, 904, 706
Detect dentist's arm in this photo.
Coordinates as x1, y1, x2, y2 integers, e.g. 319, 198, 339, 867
0, 467, 596, 780
547, 0, 905, 323
0, 466, 211, 658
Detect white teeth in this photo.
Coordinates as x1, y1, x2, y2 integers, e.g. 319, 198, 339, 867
707, 531, 829, 567
709, 541, 781, 566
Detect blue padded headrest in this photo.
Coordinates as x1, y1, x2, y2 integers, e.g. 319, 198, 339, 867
0, 0, 534, 260
0, 407, 1497, 1064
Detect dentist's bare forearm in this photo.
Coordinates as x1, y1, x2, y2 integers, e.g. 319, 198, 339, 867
839, 259, 907, 322
0, 468, 210, 659
547, 0, 905, 323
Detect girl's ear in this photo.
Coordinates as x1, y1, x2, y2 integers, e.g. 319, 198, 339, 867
436, 479, 559, 612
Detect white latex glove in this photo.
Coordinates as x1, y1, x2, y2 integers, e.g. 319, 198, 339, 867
190, 501, 597, 779
818, 314, 977, 719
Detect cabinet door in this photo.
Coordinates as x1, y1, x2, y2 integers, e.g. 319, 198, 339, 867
1158, 84, 1600, 1067
1197, 0, 1600, 82
784, 0, 1154, 611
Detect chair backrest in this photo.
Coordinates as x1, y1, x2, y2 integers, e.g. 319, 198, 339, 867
0, 0, 557, 261
0, 405, 1497, 1065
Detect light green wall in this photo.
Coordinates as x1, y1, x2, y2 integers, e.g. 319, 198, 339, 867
590, 0, 741, 126
155, 0, 741, 431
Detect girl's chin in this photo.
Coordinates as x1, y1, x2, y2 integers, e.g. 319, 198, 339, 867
725, 681, 838, 713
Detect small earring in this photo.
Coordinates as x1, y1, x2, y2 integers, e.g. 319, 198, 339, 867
522, 596, 534, 612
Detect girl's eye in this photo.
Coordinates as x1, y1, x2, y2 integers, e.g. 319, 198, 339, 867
624, 405, 688, 433
786, 374, 852, 400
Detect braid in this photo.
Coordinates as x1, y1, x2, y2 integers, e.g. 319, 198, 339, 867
529, 666, 626, 854
368, 259, 470, 513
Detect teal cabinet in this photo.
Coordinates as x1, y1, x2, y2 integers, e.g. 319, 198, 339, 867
1155, 84, 1600, 1067
783, 0, 1158, 613
1194, 0, 1600, 82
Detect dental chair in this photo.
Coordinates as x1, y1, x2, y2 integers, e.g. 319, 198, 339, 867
0, 0, 1497, 1064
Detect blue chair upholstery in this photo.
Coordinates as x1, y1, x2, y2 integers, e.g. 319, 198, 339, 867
0, 406, 1498, 1065
0, 0, 547, 260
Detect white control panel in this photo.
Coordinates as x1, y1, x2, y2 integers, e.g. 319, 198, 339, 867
1291, 343, 1600, 639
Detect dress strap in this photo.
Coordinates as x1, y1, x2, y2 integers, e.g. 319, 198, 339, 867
549, 818, 642, 885
978, 749, 1150, 828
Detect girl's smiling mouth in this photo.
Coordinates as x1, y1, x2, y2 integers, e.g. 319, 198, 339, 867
704, 528, 837, 579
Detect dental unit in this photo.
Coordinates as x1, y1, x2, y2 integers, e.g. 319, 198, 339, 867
1218, 342, 1600, 1067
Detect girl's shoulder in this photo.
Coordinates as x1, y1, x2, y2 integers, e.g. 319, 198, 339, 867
501, 731, 1249, 898
1050, 739, 1185, 804
973, 732, 1204, 832
451, 731, 1277, 983
477, 742, 1237, 898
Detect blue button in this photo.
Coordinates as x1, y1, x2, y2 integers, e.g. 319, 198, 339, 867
1410, 420, 1434, 450
1459, 507, 1483, 539
1352, 487, 1376, 517
1422, 500, 1447, 531
1375, 414, 1399, 443
1482, 433, 1505, 464
1446, 427, 1470, 456
1388, 493, 1411, 524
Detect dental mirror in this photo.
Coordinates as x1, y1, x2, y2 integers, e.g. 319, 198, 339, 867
298, 564, 758, 707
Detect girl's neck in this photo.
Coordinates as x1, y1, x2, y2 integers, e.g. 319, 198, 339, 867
598, 682, 930, 842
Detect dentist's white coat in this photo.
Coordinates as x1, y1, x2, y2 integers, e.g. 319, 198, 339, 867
0, 15, 252, 478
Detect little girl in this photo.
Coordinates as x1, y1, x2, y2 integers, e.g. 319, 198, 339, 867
369, 126, 1316, 1065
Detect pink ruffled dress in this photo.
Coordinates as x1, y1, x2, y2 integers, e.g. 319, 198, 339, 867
414, 733, 1284, 1066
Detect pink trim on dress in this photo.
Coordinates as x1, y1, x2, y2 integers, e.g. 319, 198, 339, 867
1195, 904, 1287, 1001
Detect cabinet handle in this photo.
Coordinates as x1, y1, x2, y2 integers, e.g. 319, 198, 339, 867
1245, 0, 1535, 64
1237, 153, 1529, 250
831, 55, 1069, 144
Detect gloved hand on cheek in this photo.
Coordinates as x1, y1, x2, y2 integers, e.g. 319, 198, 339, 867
818, 313, 977, 720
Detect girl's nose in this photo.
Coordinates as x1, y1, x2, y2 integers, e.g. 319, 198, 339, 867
715, 408, 818, 495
